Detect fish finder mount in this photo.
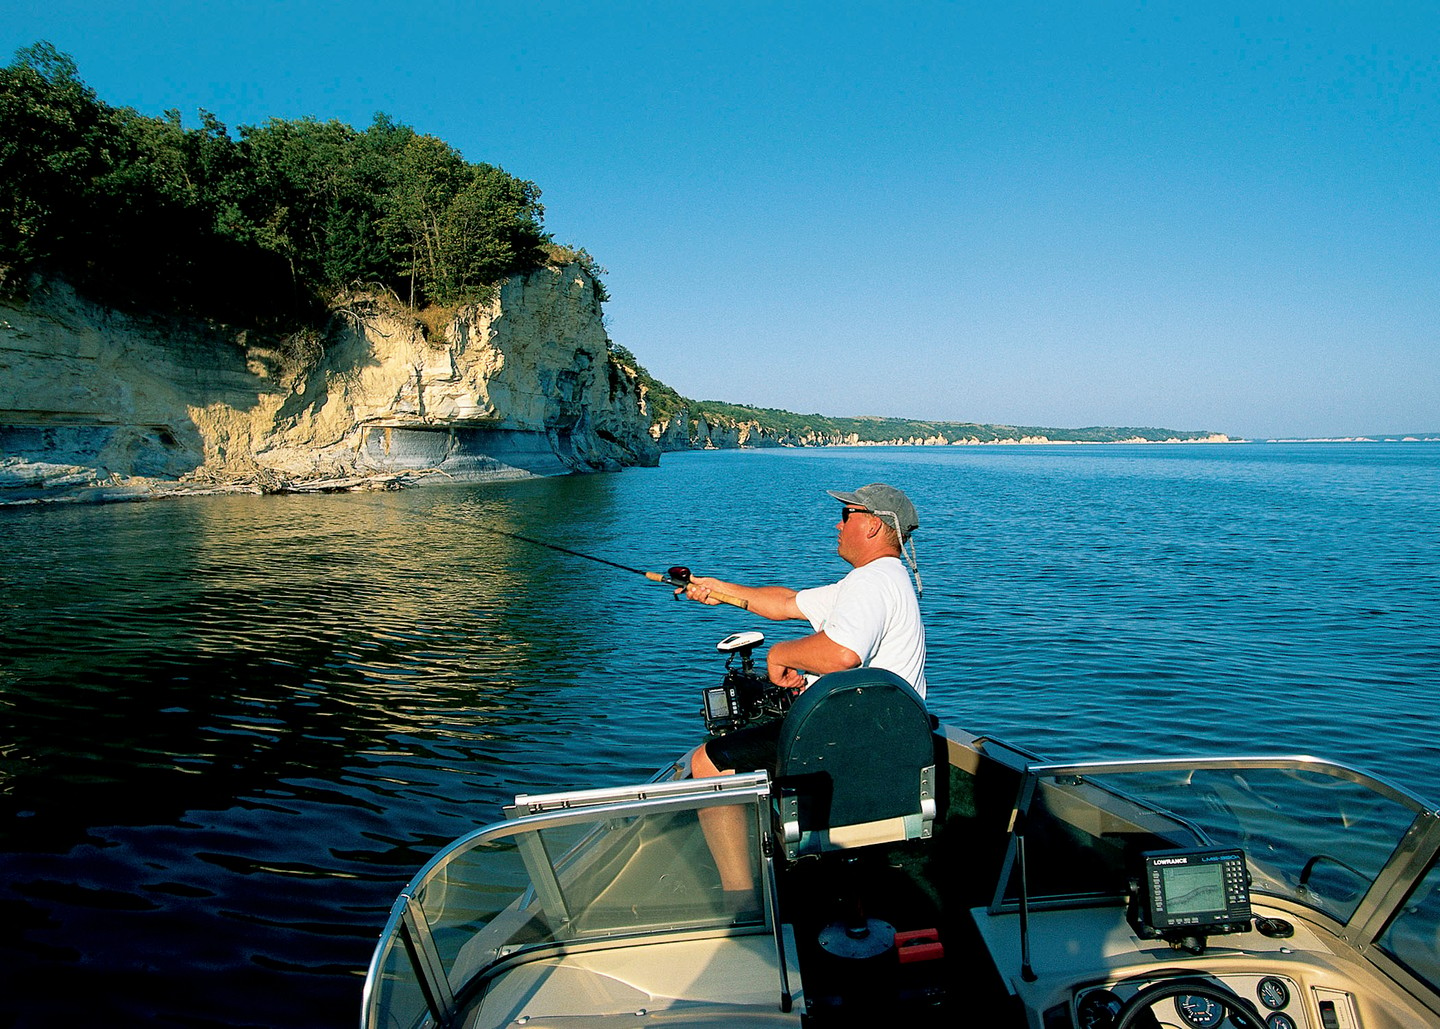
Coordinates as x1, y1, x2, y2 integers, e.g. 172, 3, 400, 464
1126, 845, 1253, 955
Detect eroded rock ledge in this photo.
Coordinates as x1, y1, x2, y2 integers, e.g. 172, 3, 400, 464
0, 264, 659, 504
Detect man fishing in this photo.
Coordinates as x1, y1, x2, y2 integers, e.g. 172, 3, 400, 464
679, 482, 927, 900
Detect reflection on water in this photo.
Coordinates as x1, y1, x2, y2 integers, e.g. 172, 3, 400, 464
1, 444, 1438, 1027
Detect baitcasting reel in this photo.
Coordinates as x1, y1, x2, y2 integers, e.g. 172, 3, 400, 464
662, 567, 750, 610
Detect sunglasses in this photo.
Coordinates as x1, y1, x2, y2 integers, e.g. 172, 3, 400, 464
840, 506, 871, 523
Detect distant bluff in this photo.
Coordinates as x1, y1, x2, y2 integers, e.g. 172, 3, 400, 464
649, 404, 1228, 450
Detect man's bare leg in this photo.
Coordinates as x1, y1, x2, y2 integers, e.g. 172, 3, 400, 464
689, 743, 754, 893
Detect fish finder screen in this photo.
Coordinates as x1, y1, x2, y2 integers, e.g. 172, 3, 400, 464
1157, 862, 1226, 915
1137, 846, 1252, 934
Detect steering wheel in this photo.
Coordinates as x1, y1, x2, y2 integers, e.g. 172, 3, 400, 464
1114, 977, 1267, 1029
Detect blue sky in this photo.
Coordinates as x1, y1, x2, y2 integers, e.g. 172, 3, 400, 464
6, 1, 1438, 439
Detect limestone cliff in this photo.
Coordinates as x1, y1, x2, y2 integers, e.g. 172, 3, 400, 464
651, 409, 900, 450
0, 263, 658, 502
650, 409, 845, 451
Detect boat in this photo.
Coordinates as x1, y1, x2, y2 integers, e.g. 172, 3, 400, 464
361, 633, 1440, 1028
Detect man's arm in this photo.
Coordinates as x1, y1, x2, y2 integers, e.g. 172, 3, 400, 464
766, 631, 860, 689
681, 576, 804, 621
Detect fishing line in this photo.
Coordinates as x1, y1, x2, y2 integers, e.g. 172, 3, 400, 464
400, 502, 750, 609
477, 524, 654, 578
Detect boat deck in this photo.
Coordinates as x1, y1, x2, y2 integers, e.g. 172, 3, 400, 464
467, 934, 802, 1028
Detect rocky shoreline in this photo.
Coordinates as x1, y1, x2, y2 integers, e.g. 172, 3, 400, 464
1, 265, 659, 504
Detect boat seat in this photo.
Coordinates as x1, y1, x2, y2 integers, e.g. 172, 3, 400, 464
773, 666, 937, 861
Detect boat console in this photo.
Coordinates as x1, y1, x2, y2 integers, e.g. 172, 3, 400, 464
967, 752, 1440, 1029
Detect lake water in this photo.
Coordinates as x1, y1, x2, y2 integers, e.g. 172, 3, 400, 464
1, 443, 1437, 1027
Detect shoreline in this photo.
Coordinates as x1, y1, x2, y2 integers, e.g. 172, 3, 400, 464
689, 435, 1440, 450
6, 436, 1437, 508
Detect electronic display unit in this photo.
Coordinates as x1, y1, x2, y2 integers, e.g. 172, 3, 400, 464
1128, 846, 1252, 947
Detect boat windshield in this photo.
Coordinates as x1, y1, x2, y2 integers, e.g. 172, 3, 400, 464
998, 756, 1437, 929
1377, 855, 1440, 990
361, 773, 778, 1029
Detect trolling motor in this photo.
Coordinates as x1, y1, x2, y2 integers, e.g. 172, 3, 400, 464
701, 631, 794, 735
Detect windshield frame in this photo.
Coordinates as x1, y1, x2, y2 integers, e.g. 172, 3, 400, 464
360, 771, 783, 1029
992, 753, 1439, 944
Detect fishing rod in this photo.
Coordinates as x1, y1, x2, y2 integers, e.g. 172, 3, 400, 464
474, 524, 750, 610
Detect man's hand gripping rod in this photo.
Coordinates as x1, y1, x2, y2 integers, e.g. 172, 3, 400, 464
651, 566, 750, 610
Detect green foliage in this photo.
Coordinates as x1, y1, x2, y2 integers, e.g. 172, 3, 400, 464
0, 43, 114, 289
607, 342, 686, 421
0, 44, 554, 323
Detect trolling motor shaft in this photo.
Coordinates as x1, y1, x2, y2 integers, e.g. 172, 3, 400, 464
651, 566, 750, 610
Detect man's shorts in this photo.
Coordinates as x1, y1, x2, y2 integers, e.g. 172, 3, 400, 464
703, 717, 783, 778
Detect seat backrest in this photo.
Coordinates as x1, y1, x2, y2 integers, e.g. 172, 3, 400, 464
773, 667, 937, 859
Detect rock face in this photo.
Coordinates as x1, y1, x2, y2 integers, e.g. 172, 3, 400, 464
650, 409, 847, 451
0, 264, 658, 501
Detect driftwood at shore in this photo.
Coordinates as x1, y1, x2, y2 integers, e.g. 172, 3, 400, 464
265, 472, 423, 494
192, 467, 453, 496
0, 466, 454, 506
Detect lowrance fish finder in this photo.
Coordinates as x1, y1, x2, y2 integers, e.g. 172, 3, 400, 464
701, 632, 792, 734
1127, 846, 1252, 952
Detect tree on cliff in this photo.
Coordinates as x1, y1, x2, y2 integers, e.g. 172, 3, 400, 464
231, 116, 398, 307
0, 43, 559, 327
0, 43, 114, 290
380, 131, 545, 307
431, 163, 547, 304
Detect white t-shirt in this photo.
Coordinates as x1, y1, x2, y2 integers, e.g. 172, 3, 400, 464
794, 556, 927, 698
